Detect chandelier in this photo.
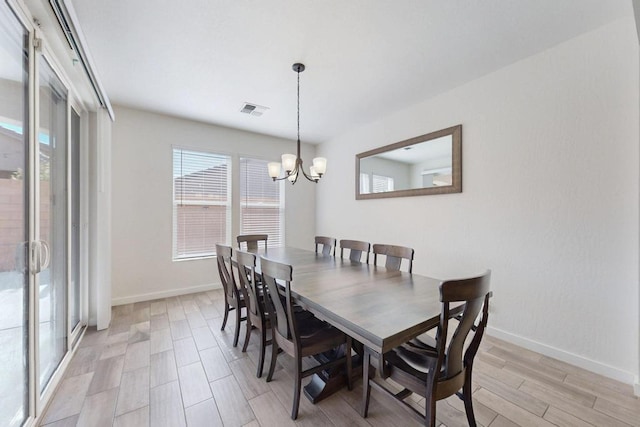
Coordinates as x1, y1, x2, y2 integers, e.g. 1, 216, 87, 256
268, 63, 327, 184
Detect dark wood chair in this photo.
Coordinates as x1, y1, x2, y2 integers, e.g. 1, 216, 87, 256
315, 236, 337, 256
261, 256, 352, 420
339, 239, 371, 263
233, 250, 271, 377
362, 271, 492, 426
372, 243, 414, 273
216, 244, 247, 347
237, 234, 268, 251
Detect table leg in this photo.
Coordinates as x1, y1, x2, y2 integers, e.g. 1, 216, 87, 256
303, 353, 362, 403
361, 349, 371, 417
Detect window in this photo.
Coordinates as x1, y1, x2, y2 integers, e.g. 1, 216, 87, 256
372, 174, 394, 193
173, 148, 231, 259
240, 157, 285, 247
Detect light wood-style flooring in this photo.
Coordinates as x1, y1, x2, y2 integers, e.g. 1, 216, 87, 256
40, 289, 640, 427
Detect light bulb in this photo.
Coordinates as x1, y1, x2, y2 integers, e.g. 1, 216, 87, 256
268, 162, 281, 179
281, 154, 296, 173
312, 157, 327, 176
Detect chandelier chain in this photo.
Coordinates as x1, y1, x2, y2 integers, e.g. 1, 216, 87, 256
297, 69, 300, 145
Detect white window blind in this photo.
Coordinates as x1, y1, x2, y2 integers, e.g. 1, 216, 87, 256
173, 148, 231, 259
360, 172, 370, 193
372, 174, 394, 193
240, 157, 285, 247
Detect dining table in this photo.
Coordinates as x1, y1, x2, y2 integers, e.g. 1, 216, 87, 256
256, 246, 444, 405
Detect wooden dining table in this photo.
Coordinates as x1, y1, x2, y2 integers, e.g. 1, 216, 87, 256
256, 246, 444, 404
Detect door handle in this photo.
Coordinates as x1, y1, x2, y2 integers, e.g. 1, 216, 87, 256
28, 240, 51, 274
39, 240, 50, 271
29, 241, 39, 274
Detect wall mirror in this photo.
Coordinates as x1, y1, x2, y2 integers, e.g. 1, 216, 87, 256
355, 125, 462, 199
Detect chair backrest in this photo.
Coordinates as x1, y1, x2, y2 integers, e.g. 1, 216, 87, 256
216, 244, 238, 303
339, 239, 370, 263
235, 250, 262, 320
435, 271, 492, 390
237, 234, 268, 251
315, 236, 337, 256
372, 244, 414, 273
260, 257, 299, 346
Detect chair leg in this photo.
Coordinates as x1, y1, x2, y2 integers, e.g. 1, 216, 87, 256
462, 365, 477, 427
346, 337, 353, 391
233, 305, 241, 347
425, 396, 437, 427
362, 349, 372, 417
291, 356, 302, 420
221, 304, 229, 330
256, 327, 267, 378
242, 320, 252, 352
266, 338, 279, 382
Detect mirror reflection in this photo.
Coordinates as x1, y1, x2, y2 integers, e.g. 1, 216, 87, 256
356, 125, 461, 199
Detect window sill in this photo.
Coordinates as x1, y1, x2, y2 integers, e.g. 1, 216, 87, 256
173, 255, 216, 262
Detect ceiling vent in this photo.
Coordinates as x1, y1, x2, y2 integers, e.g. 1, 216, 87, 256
240, 103, 269, 117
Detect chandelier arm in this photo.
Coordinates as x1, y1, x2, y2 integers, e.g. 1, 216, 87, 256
299, 165, 318, 182
272, 162, 300, 182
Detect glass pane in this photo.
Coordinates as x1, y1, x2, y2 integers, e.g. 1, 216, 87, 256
372, 174, 394, 193
239, 157, 284, 247
0, 3, 29, 426
38, 58, 68, 392
70, 109, 80, 330
172, 149, 231, 259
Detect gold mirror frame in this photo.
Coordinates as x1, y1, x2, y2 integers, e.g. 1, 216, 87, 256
355, 125, 462, 200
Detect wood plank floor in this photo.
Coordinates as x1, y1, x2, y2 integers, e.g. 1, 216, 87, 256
40, 289, 639, 427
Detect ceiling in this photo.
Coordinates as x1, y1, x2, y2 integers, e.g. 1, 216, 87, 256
376, 135, 452, 165
69, 0, 631, 144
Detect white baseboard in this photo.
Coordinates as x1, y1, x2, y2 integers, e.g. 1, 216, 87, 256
634, 377, 640, 397
111, 283, 222, 306
487, 326, 637, 386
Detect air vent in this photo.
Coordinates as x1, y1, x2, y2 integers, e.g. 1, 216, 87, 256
240, 103, 269, 117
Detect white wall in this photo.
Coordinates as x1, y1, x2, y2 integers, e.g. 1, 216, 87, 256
317, 17, 640, 385
110, 106, 316, 304
360, 156, 411, 190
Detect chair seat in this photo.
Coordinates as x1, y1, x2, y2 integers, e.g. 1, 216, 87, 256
384, 345, 440, 383
293, 305, 314, 318
228, 290, 246, 304
297, 315, 330, 337
233, 294, 247, 308
298, 317, 346, 356
407, 335, 438, 357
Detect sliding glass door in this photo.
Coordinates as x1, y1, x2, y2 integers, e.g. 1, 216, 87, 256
0, 4, 30, 426
1, 2, 88, 423
37, 58, 68, 392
